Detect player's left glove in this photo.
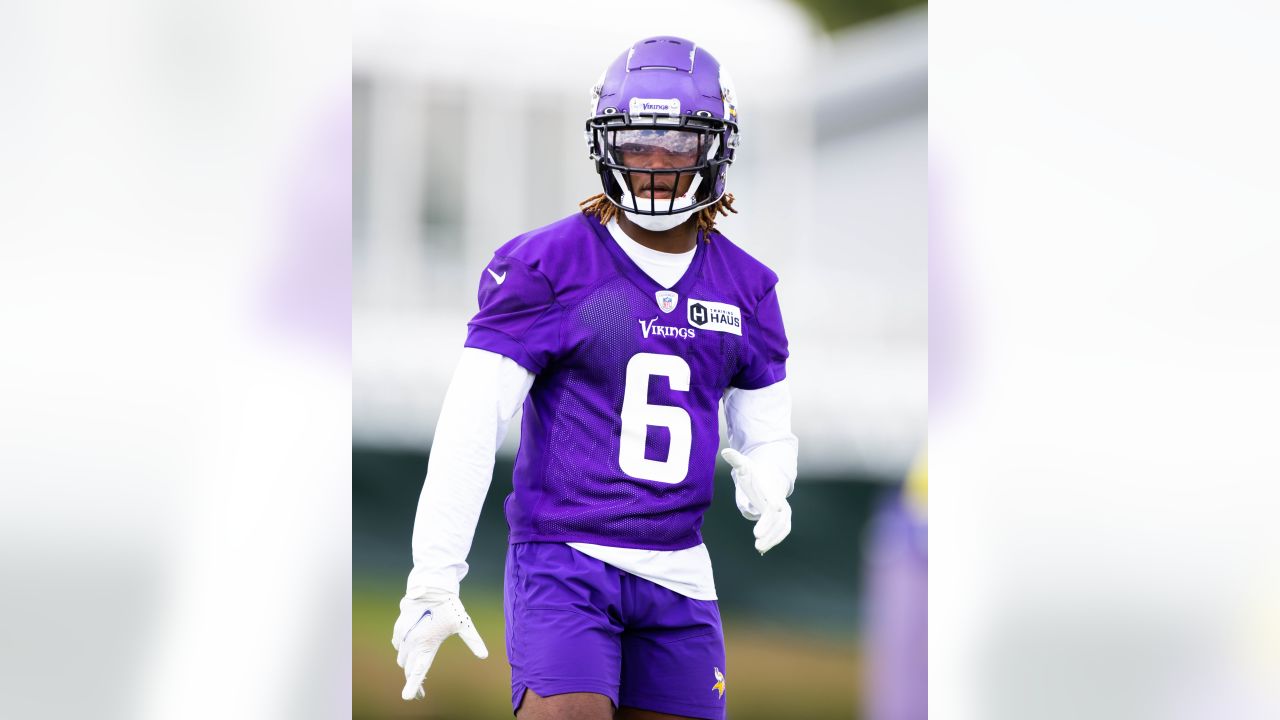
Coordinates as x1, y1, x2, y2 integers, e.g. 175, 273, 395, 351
721, 448, 792, 555
392, 594, 489, 701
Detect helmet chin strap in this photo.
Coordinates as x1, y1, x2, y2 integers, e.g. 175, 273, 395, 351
623, 208, 696, 232
612, 170, 706, 232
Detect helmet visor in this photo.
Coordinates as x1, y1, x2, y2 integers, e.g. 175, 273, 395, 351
607, 128, 707, 169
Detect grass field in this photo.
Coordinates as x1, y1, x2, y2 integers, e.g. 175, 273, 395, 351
355, 584, 862, 719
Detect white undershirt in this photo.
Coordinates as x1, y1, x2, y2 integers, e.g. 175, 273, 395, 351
405, 224, 796, 603
606, 219, 695, 289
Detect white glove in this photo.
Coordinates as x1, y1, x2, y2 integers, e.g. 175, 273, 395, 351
721, 447, 793, 555
392, 594, 489, 701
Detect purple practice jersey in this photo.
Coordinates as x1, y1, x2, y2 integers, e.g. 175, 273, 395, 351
465, 212, 788, 551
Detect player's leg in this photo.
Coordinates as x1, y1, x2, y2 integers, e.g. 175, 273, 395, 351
614, 706, 703, 720
517, 688, 614, 720
505, 542, 626, 717
616, 575, 728, 720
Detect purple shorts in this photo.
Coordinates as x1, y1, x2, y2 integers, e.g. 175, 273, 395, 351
504, 542, 727, 720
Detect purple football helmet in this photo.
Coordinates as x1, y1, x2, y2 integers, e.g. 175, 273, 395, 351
586, 36, 740, 219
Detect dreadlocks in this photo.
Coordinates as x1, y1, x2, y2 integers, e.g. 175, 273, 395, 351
578, 193, 738, 238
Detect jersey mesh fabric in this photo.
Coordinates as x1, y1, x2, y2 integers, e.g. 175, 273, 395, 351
687, 276, 744, 390
466, 213, 787, 551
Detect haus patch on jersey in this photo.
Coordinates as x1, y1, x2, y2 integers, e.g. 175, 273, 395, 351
656, 290, 679, 313
687, 299, 742, 336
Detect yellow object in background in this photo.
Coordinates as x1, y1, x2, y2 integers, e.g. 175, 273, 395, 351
905, 446, 928, 522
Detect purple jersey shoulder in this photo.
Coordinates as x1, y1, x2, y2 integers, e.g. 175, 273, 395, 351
701, 228, 782, 315
493, 212, 587, 265
490, 213, 611, 302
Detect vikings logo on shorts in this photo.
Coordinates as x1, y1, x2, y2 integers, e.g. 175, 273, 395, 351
655, 290, 679, 314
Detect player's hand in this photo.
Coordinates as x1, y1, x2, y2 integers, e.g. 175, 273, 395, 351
721, 448, 792, 555
392, 594, 489, 701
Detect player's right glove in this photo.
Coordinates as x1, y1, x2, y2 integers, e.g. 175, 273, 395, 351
721, 448, 793, 555
392, 593, 489, 701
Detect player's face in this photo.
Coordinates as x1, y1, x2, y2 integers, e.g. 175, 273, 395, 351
611, 129, 704, 200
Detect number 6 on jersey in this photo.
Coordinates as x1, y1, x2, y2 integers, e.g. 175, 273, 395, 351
619, 352, 692, 484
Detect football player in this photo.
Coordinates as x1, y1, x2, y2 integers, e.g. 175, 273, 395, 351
392, 36, 798, 720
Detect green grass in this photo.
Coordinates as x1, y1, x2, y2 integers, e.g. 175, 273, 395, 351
355, 583, 862, 719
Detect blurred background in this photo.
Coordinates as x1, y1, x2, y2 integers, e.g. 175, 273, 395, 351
0, 1, 352, 718
6, 2, 1277, 720
353, 1, 927, 718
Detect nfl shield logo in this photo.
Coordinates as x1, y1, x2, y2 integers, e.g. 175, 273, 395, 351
655, 290, 679, 314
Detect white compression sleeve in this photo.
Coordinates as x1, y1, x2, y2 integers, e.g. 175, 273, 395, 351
723, 379, 800, 517
404, 348, 534, 601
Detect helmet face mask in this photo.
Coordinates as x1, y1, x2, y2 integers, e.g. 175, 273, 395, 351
585, 37, 740, 219
588, 117, 730, 216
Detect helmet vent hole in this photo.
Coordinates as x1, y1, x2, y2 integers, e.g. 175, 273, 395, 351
603, 107, 617, 114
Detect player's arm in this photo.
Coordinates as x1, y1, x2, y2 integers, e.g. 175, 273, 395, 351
721, 282, 795, 555
722, 379, 799, 554
392, 347, 534, 701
